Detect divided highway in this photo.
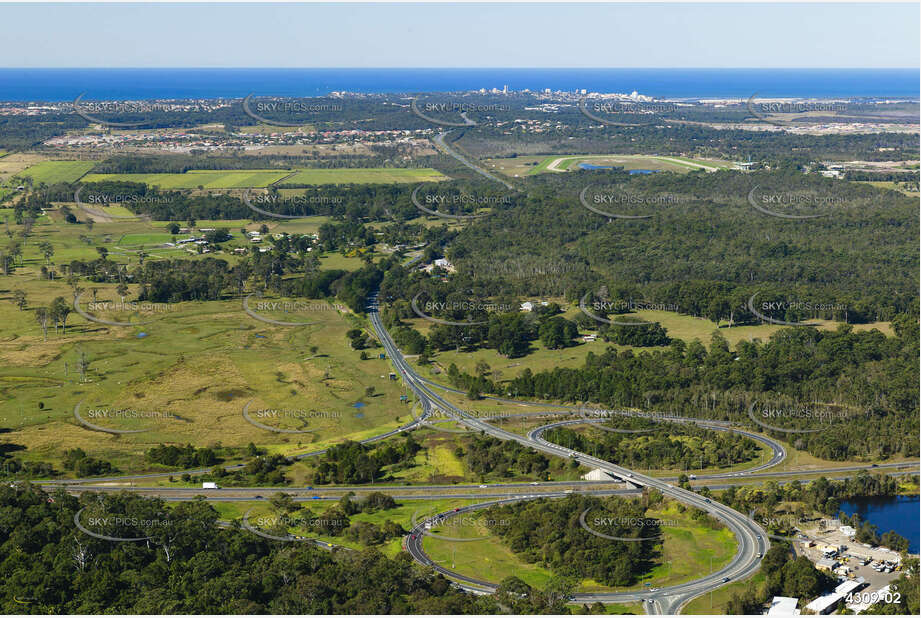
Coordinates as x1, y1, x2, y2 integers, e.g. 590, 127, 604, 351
432, 131, 517, 190
368, 292, 769, 614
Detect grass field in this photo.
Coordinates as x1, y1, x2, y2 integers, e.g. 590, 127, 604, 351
422, 497, 736, 594
0, 152, 48, 183
81, 169, 293, 189
482, 154, 735, 178
682, 572, 765, 614
856, 180, 919, 196
280, 168, 447, 185
16, 160, 96, 184
80, 167, 448, 189
407, 303, 891, 384
381, 428, 586, 484
213, 497, 483, 558
0, 261, 413, 473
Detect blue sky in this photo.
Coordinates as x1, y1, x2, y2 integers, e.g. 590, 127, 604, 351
2, 2, 918, 68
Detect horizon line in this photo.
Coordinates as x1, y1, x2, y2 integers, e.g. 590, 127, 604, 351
1, 66, 919, 70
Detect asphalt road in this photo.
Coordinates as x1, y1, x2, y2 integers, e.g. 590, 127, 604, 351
432, 131, 517, 190
527, 417, 786, 479
29, 277, 916, 612
366, 292, 769, 614
52, 470, 914, 503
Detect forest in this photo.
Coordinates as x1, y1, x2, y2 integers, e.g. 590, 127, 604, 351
543, 422, 760, 471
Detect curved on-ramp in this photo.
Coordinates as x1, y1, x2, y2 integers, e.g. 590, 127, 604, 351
366, 293, 769, 613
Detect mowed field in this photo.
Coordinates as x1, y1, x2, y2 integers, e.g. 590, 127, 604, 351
214, 498, 484, 558
81, 169, 293, 189
16, 160, 96, 184
422, 498, 736, 593
405, 303, 892, 381
482, 154, 735, 178
280, 168, 447, 185
80, 167, 448, 189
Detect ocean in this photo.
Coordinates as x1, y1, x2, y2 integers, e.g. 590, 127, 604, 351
0, 68, 917, 102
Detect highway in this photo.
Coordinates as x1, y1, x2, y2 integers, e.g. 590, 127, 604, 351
33, 276, 916, 613
366, 292, 770, 614
39, 410, 429, 486
432, 131, 517, 190
47, 467, 916, 503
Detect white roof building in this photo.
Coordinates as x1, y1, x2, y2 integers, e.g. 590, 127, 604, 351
805, 579, 864, 615
767, 596, 800, 615
839, 525, 857, 537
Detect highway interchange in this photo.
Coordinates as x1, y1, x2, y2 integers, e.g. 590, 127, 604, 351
368, 293, 770, 614
38, 288, 918, 615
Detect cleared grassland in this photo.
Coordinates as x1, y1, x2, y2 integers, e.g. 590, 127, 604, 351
0, 152, 48, 183
17, 160, 96, 184
214, 498, 483, 558
682, 572, 765, 614
422, 498, 736, 594
80, 167, 448, 189
280, 168, 447, 185
81, 169, 292, 189
857, 180, 919, 196
0, 265, 412, 473
482, 154, 735, 178
409, 304, 891, 383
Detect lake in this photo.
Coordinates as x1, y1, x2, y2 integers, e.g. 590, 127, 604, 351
839, 495, 920, 554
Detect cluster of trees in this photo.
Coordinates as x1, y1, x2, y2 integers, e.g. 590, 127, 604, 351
75, 169, 519, 223
145, 444, 221, 468
461, 435, 557, 480
61, 448, 116, 477
843, 170, 919, 182
600, 319, 670, 347
346, 327, 373, 350
308, 436, 422, 484
29, 296, 73, 340
0, 485, 500, 614
497, 321, 918, 462
57, 239, 393, 319
544, 422, 760, 471
725, 544, 837, 614
839, 511, 912, 553
0, 455, 55, 479
208, 453, 291, 486
317, 220, 377, 252
464, 116, 918, 164
322, 492, 406, 546
479, 494, 668, 586
385, 299, 582, 359
437, 169, 916, 314
133, 258, 237, 303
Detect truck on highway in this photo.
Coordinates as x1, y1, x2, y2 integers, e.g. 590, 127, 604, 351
202, 482, 219, 489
